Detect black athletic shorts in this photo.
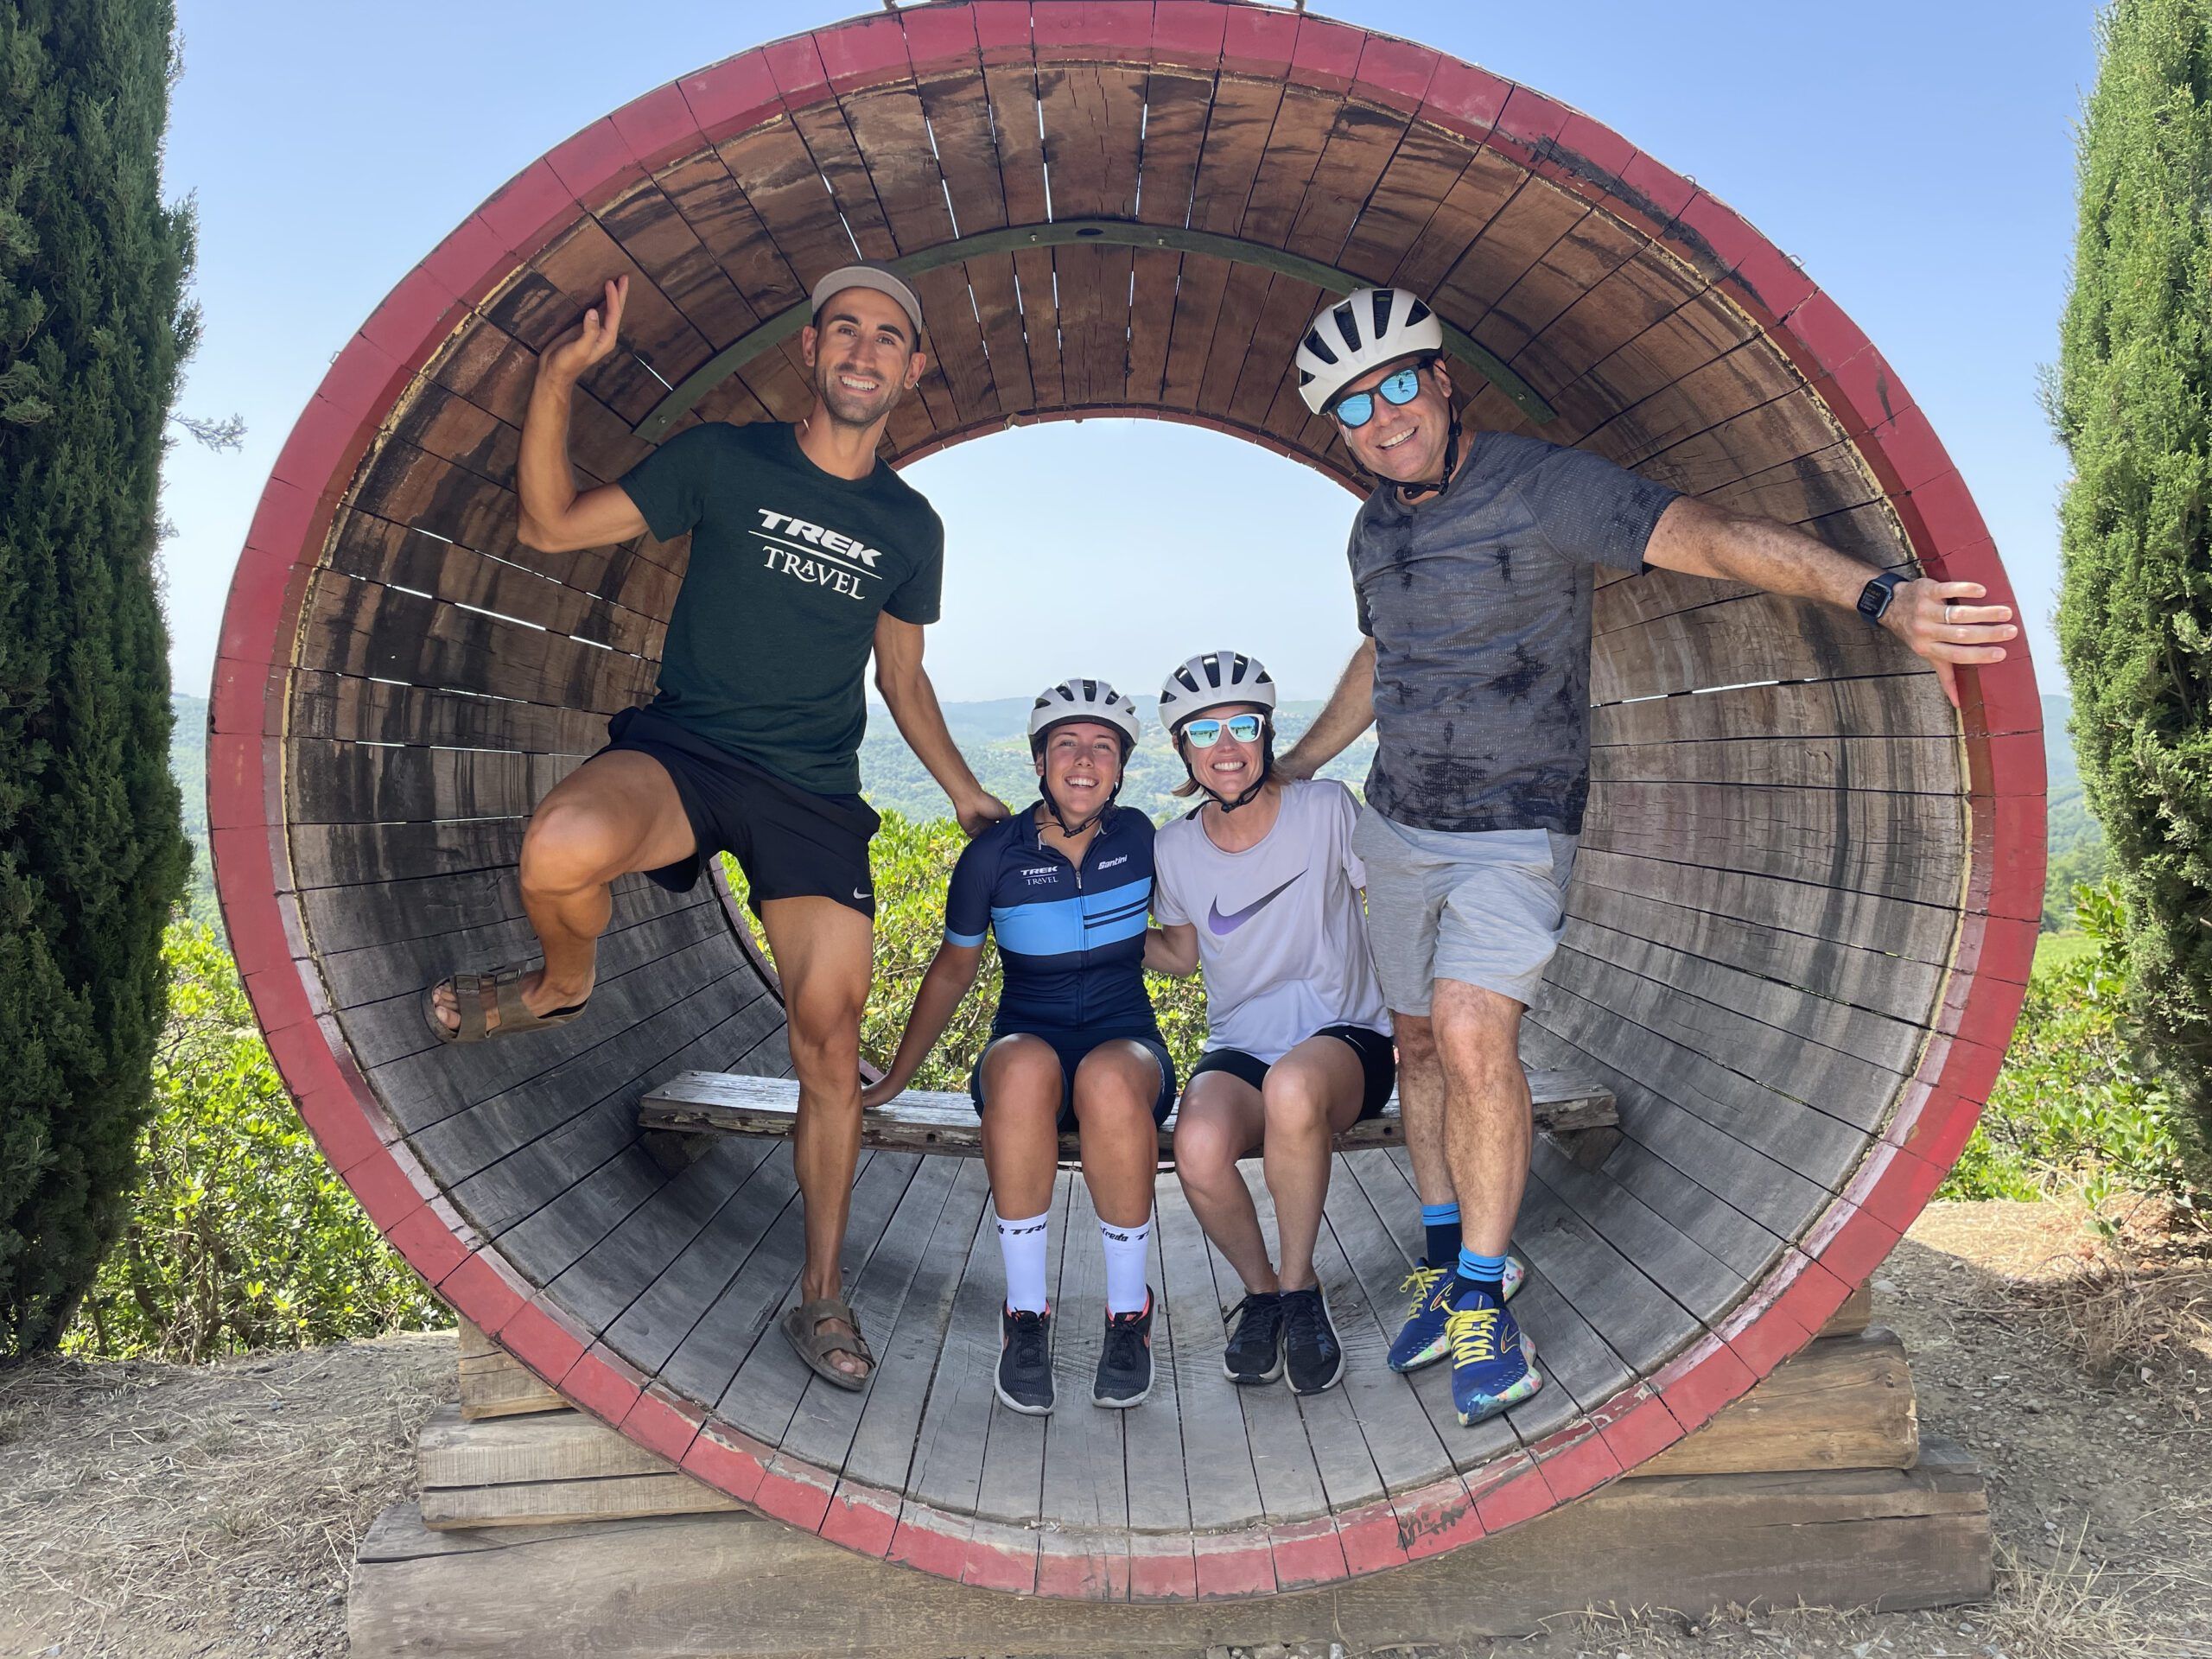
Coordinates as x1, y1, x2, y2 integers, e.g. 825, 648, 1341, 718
1186, 1023, 1396, 1121
969, 1029, 1179, 1132
598, 705, 880, 918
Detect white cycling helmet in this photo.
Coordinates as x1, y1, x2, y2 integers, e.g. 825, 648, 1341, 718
1158, 651, 1277, 734
1294, 286, 1445, 415
1027, 677, 1142, 753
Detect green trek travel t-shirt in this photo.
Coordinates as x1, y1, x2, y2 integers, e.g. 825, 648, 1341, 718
619, 420, 944, 796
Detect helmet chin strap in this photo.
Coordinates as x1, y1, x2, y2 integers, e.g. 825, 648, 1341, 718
1397, 416, 1461, 502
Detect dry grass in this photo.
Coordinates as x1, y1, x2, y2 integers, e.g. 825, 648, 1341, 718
2023, 1210, 2212, 1390
0, 1330, 452, 1658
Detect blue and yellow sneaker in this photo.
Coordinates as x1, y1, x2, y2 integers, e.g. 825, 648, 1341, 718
1387, 1255, 1526, 1374
1446, 1293, 1541, 1426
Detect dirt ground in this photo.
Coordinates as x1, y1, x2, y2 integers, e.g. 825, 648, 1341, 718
1, 1198, 2207, 1659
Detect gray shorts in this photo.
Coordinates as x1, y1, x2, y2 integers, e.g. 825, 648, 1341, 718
1351, 807, 1578, 1017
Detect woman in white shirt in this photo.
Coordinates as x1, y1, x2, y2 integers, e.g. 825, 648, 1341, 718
1145, 652, 1394, 1396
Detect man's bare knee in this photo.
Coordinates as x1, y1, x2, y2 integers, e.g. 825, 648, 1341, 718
519, 802, 626, 899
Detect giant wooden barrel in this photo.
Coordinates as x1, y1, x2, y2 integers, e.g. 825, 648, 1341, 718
209, 1, 2044, 1600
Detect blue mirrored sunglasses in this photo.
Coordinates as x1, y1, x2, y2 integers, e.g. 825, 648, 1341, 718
1182, 713, 1265, 748
1331, 365, 1424, 429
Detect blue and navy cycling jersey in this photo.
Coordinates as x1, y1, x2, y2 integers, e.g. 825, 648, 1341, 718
944, 802, 1160, 1041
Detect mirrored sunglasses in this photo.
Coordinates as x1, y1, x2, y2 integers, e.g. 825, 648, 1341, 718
1332, 365, 1424, 429
1182, 713, 1265, 748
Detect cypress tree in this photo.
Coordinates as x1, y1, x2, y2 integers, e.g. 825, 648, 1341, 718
2052, 0, 2212, 1152
0, 0, 194, 1353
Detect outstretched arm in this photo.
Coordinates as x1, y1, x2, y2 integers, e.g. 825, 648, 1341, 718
1642, 496, 2016, 709
1280, 636, 1376, 781
517, 276, 652, 554
874, 613, 1010, 836
860, 938, 983, 1108
1145, 920, 1199, 977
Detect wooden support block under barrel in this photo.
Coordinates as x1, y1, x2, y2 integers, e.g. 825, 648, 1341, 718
358, 1440, 1991, 1655
455, 1316, 565, 1421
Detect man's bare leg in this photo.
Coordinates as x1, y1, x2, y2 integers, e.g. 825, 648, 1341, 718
430, 750, 694, 1034
758, 894, 874, 1381
1389, 1010, 1456, 1211
1429, 979, 1531, 1258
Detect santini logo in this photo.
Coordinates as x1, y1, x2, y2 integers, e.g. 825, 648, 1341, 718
1095, 855, 1129, 870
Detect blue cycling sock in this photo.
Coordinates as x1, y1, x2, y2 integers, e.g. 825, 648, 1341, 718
1454, 1248, 1508, 1308
1421, 1202, 1462, 1270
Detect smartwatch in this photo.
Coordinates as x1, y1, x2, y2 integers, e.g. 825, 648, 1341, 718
1856, 570, 1907, 625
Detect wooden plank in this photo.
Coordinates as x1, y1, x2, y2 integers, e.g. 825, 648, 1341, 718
970, 1171, 1070, 1525
655, 1142, 893, 1418
639, 1069, 1615, 1157
1151, 1185, 1295, 1529
293, 573, 658, 721
1582, 779, 1965, 910
544, 1136, 781, 1335
601, 1141, 803, 1376
715, 1151, 928, 1446
422, 1471, 738, 1531
776, 1153, 963, 1473
1634, 1326, 1917, 1478
1204, 1170, 1386, 1515
836, 1159, 993, 1490
454, 1321, 567, 1421
895, 1168, 1004, 1515
288, 670, 615, 758
1036, 1172, 1128, 1541
1329, 1150, 1525, 1473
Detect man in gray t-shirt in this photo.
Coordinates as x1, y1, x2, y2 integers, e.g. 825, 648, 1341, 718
1279, 285, 2018, 1429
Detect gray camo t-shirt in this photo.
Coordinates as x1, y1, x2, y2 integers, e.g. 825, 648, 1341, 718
1349, 433, 1677, 835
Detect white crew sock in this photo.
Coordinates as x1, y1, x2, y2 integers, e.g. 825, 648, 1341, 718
1099, 1211, 1153, 1316
996, 1209, 1051, 1314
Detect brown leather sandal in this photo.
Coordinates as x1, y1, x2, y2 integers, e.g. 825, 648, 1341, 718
422, 965, 589, 1045
780, 1297, 874, 1392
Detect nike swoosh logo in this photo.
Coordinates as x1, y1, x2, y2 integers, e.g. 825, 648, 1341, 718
1206, 874, 1302, 936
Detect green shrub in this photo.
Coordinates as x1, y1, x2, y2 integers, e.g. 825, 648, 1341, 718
61, 920, 446, 1361
1944, 882, 2193, 1214
2051, 0, 2212, 1147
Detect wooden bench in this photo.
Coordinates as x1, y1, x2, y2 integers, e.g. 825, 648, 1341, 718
637, 1068, 1619, 1162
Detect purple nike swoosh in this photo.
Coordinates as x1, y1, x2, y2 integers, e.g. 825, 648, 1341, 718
1206, 874, 1303, 936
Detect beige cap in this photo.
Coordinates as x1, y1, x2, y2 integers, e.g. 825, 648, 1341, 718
809, 262, 925, 342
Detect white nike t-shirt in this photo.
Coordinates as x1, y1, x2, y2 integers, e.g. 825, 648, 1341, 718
1152, 779, 1389, 1064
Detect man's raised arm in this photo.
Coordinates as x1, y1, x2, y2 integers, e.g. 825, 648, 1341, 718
516, 276, 652, 554
1280, 636, 1377, 781
1643, 496, 2016, 709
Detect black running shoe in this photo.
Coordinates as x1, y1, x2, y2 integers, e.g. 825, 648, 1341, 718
995, 1306, 1054, 1415
1221, 1291, 1286, 1384
1281, 1285, 1345, 1395
1093, 1291, 1154, 1408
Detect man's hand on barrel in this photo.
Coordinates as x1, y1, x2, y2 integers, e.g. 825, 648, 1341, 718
1882, 579, 2018, 709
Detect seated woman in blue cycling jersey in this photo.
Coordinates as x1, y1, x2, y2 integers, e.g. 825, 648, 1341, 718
863, 678, 1172, 1416
1144, 651, 1402, 1396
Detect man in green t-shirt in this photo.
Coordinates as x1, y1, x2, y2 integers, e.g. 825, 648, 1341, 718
424, 263, 1007, 1390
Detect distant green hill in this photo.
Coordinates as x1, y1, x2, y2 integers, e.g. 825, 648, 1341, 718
2041, 693, 2107, 928
171, 691, 218, 927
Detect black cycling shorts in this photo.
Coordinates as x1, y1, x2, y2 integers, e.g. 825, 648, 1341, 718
969, 1030, 1179, 1131
597, 705, 880, 918
1185, 1023, 1396, 1121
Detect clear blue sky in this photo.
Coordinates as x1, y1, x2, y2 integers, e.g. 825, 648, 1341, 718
160, 0, 2096, 705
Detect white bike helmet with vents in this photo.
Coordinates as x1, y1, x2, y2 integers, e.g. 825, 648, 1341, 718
1157, 651, 1278, 734
1027, 677, 1142, 754
1294, 286, 1445, 416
